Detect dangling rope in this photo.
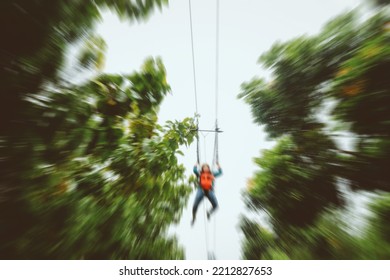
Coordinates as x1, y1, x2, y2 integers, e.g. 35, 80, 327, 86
207, 124, 219, 260
211, 0, 220, 261
212, 122, 220, 167
196, 119, 200, 164
201, 131, 210, 258
202, 187, 210, 257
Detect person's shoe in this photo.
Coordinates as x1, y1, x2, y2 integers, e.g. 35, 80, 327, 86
207, 210, 211, 220
191, 216, 196, 226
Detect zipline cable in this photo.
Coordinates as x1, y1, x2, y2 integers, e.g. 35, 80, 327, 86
212, 0, 220, 260
189, 0, 201, 166
188, 0, 199, 117
215, 0, 220, 123
189, 0, 209, 259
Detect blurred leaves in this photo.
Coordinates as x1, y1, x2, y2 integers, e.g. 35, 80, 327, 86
0, 0, 198, 260
1, 55, 195, 259
240, 7, 390, 259
246, 136, 341, 228
0, 0, 168, 131
78, 35, 107, 71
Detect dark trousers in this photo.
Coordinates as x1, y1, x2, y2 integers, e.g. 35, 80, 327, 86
192, 187, 218, 218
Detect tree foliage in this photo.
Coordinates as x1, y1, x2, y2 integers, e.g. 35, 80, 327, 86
0, 0, 168, 132
246, 136, 341, 229
240, 8, 390, 259
0, 0, 198, 259
0, 54, 196, 259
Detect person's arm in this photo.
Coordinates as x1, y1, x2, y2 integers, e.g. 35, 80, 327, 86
193, 163, 200, 176
213, 163, 223, 178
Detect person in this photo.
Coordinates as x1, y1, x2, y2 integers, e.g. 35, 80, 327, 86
191, 162, 222, 226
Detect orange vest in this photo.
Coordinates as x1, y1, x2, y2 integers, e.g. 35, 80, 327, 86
200, 172, 214, 191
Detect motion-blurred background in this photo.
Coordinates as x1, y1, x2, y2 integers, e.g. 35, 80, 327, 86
0, 0, 389, 259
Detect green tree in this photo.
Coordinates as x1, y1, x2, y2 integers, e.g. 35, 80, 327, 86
0, 0, 199, 259
1, 54, 196, 259
1, 52, 194, 259
240, 8, 390, 259
0, 0, 167, 132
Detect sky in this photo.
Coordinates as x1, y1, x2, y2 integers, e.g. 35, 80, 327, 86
96, 0, 363, 260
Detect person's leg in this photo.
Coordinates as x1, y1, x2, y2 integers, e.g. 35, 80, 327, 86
192, 188, 204, 225
205, 189, 218, 219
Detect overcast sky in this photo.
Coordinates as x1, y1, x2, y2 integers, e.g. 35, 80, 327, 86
97, 0, 362, 260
